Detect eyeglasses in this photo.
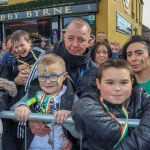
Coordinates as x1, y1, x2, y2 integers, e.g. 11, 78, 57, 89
37, 72, 65, 82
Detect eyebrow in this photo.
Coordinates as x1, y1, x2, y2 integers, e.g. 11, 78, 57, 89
127, 49, 143, 53
105, 79, 129, 81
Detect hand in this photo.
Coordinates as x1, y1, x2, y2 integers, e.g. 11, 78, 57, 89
15, 105, 30, 122
54, 110, 71, 123
14, 71, 29, 85
29, 121, 50, 137
60, 139, 72, 150
18, 64, 31, 75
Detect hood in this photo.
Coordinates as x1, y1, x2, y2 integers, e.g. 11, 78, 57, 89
0, 78, 17, 97
54, 41, 91, 67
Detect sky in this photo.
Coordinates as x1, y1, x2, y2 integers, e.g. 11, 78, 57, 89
143, 0, 150, 28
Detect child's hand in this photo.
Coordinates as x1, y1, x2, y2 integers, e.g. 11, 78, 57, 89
54, 110, 71, 124
15, 105, 30, 122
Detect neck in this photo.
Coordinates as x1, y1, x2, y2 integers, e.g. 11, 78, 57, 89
134, 66, 150, 83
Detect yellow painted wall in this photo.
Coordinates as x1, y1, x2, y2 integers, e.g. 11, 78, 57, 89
96, 0, 108, 41
96, 0, 142, 47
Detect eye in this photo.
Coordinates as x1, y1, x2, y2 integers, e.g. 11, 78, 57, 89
127, 53, 132, 57
103, 51, 108, 54
79, 39, 85, 43
106, 81, 113, 85
136, 51, 143, 55
121, 81, 129, 84
67, 37, 73, 41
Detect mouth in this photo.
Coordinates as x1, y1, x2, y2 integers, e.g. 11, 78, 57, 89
70, 50, 79, 55
131, 64, 140, 68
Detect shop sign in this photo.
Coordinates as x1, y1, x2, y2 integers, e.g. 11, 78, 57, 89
0, 3, 98, 21
89, 15, 95, 25
116, 12, 132, 36
0, 0, 8, 4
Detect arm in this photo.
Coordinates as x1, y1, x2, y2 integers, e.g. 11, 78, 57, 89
116, 90, 150, 150
72, 96, 121, 149
10, 93, 28, 111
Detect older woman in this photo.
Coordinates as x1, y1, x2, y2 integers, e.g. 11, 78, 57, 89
91, 41, 112, 66
121, 35, 150, 94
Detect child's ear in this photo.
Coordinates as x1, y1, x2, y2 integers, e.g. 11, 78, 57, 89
96, 78, 101, 90
63, 72, 68, 81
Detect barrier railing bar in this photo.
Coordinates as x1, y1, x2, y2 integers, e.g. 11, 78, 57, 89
0, 111, 140, 127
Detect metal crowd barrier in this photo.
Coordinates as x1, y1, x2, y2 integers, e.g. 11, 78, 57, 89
0, 111, 140, 150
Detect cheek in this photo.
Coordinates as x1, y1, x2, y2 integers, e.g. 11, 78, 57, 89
39, 82, 45, 88
100, 86, 112, 97
124, 86, 132, 96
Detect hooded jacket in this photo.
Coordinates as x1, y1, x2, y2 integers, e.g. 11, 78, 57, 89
72, 85, 150, 150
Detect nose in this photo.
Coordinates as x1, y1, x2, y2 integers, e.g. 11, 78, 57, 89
45, 77, 51, 83
114, 84, 121, 91
72, 39, 78, 47
99, 52, 104, 57
130, 54, 137, 61
18, 46, 22, 51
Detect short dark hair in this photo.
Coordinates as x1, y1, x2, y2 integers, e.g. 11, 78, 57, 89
11, 30, 30, 44
121, 35, 150, 60
98, 58, 134, 81
91, 41, 112, 62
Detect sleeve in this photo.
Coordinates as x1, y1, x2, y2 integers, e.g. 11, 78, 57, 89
0, 64, 12, 80
116, 93, 150, 150
10, 93, 29, 111
0, 88, 11, 111
72, 97, 121, 149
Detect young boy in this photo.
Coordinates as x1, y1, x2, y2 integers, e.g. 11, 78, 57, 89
11, 30, 45, 79
72, 58, 150, 150
14, 54, 77, 149
7, 30, 45, 150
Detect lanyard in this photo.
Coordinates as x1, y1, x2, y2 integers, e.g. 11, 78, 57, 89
100, 96, 128, 149
25, 92, 58, 114
17, 50, 37, 70
39, 92, 57, 114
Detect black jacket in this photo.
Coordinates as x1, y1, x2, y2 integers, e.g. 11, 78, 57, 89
72, 85, 150, 150
49, 41, 98, 96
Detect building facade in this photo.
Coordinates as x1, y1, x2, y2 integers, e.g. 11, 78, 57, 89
0, 0, 143, 47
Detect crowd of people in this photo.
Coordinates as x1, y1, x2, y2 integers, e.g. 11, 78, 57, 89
0, 18, 149, 150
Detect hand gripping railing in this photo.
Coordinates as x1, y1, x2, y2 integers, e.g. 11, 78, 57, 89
0, 111, 140, 150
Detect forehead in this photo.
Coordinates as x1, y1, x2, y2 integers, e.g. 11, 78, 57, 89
66, 24, 89, 37
101, 67, 131, 79
127, 42, 148, 52
37, 63, 63, 73
97, 45, 107, 50
13, 37, 27, 44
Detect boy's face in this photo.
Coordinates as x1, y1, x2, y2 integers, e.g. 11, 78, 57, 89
13, 37, 31, 57
110, 44, 119, 52
96, 67, 133, 105
37, 63, 67, 95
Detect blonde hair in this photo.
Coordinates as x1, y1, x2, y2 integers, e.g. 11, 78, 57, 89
109, 41, 121, 49
37, 54, 66, 71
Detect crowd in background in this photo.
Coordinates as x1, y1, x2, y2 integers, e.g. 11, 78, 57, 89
0, 18, 149, 150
